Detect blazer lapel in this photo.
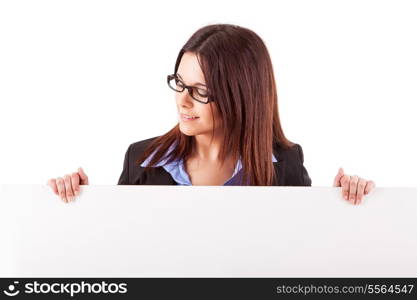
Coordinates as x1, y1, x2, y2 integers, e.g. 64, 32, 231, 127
139, 166, 177, 185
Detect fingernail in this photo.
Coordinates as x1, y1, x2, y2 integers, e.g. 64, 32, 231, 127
74, 190, 79, 196
344, 195, 348, 200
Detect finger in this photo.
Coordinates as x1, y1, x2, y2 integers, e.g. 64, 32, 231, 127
349, 175, 359, 204
71, 172, 80, 196
340, 174, 351, 202
364, 180, 376, 195
356, 178, 367, 205
63, 174, 74, 202
56, 177, 67, 202
78, 167, 89, 185
333, 167, 345, 187
47, 178, 59, 195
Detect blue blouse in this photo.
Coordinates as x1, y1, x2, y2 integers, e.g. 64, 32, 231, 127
140, 143, 277, 185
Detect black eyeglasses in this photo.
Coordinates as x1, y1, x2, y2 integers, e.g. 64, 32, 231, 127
167, 74, 213, 104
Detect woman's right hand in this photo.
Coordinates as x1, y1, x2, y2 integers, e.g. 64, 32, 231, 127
47, 167, 89, 203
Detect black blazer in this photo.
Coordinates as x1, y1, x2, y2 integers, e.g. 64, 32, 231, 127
117, 136, 312, 186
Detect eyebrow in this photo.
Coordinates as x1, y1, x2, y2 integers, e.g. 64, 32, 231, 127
176, 73, 207, 87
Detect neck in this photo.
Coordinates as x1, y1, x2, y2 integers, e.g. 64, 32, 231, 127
192, 133, 223, 162
190, 132, 239, 171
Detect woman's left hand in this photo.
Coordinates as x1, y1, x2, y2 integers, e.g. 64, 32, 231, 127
333, 167, 375, 205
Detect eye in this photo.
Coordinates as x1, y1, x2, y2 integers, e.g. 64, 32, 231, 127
175, 79, 185, 88
196, 88, 208, 97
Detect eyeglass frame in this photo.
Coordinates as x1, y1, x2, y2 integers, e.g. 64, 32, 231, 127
167, 74, 214, 104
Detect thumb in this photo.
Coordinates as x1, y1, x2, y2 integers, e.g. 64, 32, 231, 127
78, 167, 89, 185
333, 167, 344, 187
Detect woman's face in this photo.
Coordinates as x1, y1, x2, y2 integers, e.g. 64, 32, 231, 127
175, 52, 222, 137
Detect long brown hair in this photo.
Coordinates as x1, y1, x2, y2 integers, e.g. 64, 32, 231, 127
135, 24, 294, 185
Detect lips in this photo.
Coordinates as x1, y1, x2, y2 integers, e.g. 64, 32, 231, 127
180, 113, 200, 122
180, 113, 199, 119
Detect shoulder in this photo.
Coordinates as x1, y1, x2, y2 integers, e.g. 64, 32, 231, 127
273, 141, 305, 164
273, 141, 311, 186
127, 136, 159, 157
128, 138, 305, 163
119, 136, 174, 185
121, 135, 160, 172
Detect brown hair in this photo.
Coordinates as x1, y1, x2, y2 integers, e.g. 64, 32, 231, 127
135, 23, 294, 185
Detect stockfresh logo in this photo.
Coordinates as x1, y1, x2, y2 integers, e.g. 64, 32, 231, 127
3, 281, 20, 297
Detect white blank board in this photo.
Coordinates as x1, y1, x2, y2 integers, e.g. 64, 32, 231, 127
0, 185, 416, 277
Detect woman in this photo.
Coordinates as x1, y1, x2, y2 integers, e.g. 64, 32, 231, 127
47, 24, 375, 205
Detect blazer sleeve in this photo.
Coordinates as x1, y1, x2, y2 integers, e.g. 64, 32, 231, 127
297, 144, 312, 186
117, 144, 131, 185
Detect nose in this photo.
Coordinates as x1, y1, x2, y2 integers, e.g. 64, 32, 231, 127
176, 89, 194, 108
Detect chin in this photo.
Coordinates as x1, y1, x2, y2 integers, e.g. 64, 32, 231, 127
179, 124, 198, 136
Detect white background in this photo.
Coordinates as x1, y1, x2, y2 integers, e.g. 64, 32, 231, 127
0, 0, 416, 186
